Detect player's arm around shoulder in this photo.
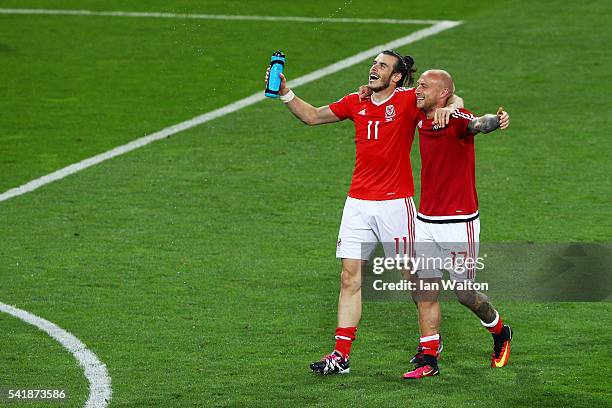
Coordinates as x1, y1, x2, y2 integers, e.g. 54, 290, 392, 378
468, 107, 511, 135
432, 94, 464, 127
447, 94, 464, 110
265, 68, 340, 126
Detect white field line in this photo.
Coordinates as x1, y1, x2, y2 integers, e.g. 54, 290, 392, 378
0, 19, 461, 203
0, 302, 112, 407
0, 8, 447, 25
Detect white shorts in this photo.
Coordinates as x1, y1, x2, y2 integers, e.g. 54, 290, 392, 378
336, 196, 416, 260
414, 216, 480, 281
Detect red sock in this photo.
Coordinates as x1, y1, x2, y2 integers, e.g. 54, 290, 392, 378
334, 327, 357, 358
481, 311, 503, 335
420, 334, 440, 357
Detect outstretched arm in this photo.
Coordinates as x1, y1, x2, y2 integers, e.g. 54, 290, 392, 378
468, 107, 510, 134
266, 69, 340, 126
283, 89, 340, 126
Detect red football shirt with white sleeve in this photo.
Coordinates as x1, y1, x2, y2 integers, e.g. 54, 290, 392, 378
417, 108, 479, 221
329, 88, 419, 200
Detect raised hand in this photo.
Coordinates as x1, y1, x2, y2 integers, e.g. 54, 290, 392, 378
265, 67, 288, 95
497, 107, 510, 130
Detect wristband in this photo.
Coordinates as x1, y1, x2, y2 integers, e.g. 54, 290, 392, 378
280, 90, 295, 103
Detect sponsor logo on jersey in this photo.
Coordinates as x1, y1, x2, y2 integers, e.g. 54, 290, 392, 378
385, 105, 395, 122
358, 109, 366, 116
418, 120, 423, 129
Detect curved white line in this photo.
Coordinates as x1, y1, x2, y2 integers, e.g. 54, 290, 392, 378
0, 302, 112, 407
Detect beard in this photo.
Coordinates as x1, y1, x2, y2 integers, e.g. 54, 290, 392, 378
368, 76, 392, 92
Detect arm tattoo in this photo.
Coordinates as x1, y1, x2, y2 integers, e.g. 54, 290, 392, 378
467, 114, 500, 134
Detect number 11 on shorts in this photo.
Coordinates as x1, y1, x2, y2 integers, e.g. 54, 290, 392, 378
394, 236, 408, 255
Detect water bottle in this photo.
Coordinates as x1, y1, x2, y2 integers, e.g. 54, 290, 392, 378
265, 51, 285, 98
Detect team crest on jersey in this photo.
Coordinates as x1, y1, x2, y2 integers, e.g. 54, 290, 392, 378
385, 105, 395, 122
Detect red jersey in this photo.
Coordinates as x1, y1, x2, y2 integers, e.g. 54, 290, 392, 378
329, 88, 419, 200
417, 108, 479, 222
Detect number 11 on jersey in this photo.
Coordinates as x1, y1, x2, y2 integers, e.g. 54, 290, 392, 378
367, 120, 380, 140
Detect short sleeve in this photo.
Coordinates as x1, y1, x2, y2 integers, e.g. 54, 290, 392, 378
328, 94, 355, 120
451, 108, 476, 137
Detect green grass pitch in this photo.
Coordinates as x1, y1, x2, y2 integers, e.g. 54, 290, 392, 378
0, 0, 610, 406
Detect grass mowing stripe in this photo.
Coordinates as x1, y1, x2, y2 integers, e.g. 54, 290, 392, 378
0, 302, 111, 407
0, 8, 446, 25
0, 20, 460, 203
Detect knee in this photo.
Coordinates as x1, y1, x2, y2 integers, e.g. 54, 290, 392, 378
454, 289, 471, 305
417, 301, 438, 311
455, 289, 486, 306
340, 266, 361, 293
